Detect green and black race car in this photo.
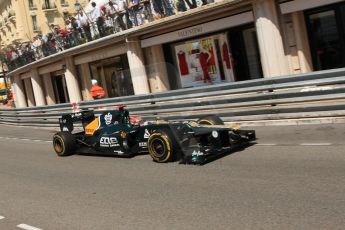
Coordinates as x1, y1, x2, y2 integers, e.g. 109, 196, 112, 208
53, 106, 256, 164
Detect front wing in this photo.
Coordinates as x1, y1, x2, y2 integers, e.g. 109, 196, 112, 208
180, 129, 256, 165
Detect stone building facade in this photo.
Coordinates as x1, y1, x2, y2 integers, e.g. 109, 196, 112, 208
0, 0, 88, 49
6, 0, 345, 108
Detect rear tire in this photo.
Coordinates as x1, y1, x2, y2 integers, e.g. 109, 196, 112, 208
197, 115, 224, 125
53, 132, 76, 156
148, 132, 174, 163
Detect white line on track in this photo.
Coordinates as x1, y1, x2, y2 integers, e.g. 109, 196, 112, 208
0, 216, 4, 220
17, 224, 42, 230
256, 143, 277, 146
300, 143, 332, 146
0, 136, 51, 143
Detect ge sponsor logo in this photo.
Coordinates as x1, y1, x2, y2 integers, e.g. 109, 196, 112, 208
100, 137, 119, 147
104, 112, 112, 125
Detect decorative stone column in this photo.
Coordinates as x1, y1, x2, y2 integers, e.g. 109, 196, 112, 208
42, 73, 56, 105
126, 38, 150, 95
145, 45, 170, 93
253, 0, 289, 77
292, 11, 312, 73
80, 63, 93, 100
31, 68, 46, 106
100, 66, 109, 98
11, 75, 27, 108
23, 78, 35, 107
64, 57, 82, 102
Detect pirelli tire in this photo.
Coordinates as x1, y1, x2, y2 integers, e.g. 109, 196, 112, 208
53, 132, 76, 157
197, 115, 224, 125
148, 132, 174, 163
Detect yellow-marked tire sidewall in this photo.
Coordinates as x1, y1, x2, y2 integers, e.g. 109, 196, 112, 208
148, 132, 171, 163
198, 119, 214, 125
53, 134, 65, 156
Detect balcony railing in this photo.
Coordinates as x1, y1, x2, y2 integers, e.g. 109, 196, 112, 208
42, 0, 57, 11
33, 26, 41, 33
8, 10, 15, 17
29, 4, 38, 10
60, 0, 69, 7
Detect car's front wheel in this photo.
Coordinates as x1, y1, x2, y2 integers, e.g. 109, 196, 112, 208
197, 115, 224, 125
53, 132, 76, 157
148, 132, 174, 163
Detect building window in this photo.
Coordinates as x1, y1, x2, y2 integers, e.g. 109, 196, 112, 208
47, 15, 54, 24
60, 0, 68, 6
63, 12, 69, 20
44, 0, 51, 9
32, 15, 38, 31
305, 2, 345, 70
28, 0, 34, 8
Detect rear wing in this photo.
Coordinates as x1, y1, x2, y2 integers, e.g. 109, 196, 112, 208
59, 110, 95, 132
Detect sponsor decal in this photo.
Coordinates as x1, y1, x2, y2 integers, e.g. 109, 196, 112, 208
144, 129, 150, 139
62, 127, 69, 132
114, 150, 124, 155
139, 142, 147, 147
120, 131, 127, 139
104, 112, 112, 125
212, 131, 218, 138
100, 137, 119, 147
188, 121, 199, 127
71, 113, 82, 118
192, 150, 204, 156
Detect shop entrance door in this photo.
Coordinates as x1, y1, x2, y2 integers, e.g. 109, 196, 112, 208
53, 75, 69, 103
228, 24, 263, 81
305, 2, 345, 70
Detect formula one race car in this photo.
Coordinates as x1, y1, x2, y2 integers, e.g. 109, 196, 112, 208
52, 107, 256, 164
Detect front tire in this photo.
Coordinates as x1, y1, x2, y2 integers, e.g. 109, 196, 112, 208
148, 132, 174, 163
197, 115, 224, 125
53, 132, 76, 156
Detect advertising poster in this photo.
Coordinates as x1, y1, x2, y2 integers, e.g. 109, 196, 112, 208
175, 35, 235, 88
175, 38, 222, 88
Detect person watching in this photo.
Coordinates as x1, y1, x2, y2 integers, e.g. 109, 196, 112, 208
77, 10, 93, 41
91, 2, 106, 37
90, 79, 105, 99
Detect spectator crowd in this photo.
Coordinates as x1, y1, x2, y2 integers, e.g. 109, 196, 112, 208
0, 0, 215, 72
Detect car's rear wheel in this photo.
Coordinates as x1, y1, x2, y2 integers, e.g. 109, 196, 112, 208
148, 132, 174, 163
197, 115, 224, 125
53, 132, 76, 156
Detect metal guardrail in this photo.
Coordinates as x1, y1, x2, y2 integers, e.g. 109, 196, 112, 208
1, 68, 345, 127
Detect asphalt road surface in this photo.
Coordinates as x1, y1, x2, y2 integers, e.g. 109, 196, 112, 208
0, 124, 344, 230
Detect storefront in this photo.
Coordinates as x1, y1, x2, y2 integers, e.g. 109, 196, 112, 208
171, 33, 234, 88
279, 0, 345, 71
88, 54, 134, 98
305, 1, 345, 70
143, 12, 263, 89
